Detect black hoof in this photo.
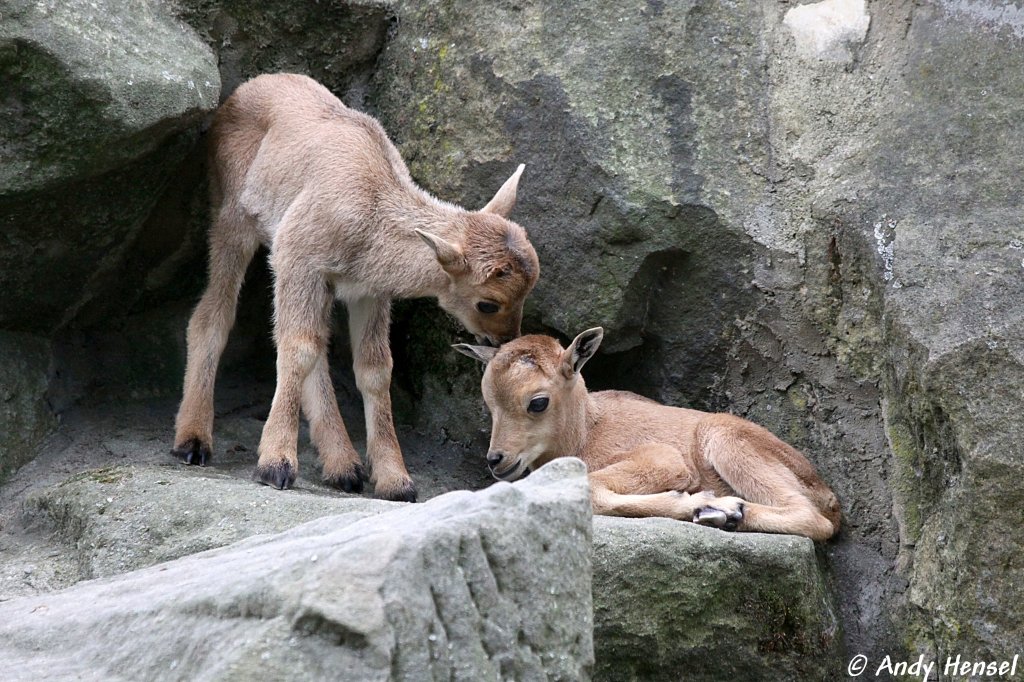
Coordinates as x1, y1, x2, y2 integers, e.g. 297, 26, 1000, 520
375, 479, 417, 503
254, 461, 297, 490
171, 438, 212, 466
324, 463, 366, 494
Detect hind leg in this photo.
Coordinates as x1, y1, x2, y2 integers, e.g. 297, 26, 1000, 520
301, 350, 366, 492
732, 502, 836, 541
696, 417, 838, 541
172, 203, 258, 465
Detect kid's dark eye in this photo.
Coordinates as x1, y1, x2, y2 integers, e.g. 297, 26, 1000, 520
527, 396, 549, 413
477, 301, 500, 314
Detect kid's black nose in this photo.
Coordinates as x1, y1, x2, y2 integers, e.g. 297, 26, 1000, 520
486, 451, 504, 467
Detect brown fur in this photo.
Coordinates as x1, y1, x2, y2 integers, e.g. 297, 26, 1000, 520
455, 329, 841, 541
172, 73, 539, 500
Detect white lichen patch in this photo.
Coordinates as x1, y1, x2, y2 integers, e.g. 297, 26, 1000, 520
941, 0, 1024, 40
783, 0, 871, 62
873, 215, 900, 288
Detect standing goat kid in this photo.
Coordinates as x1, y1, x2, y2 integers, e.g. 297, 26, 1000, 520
455, 328, 840, 540
172, 73, 539, 501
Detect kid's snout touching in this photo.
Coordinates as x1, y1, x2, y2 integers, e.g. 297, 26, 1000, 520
486, 449, 532, 481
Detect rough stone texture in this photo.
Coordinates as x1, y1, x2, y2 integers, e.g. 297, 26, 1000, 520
373, 0, 762, 418
2, 440, 841, 680
0, 458, 594, 682
22, 464, 400, 581
0, 390, 496, 602
369, 0, 891, 664
0, 0, 219, 196
592, 517, 840, 681
2, 0, 1023, 674
370, 0, 1024, 667
0, 0, 221, 513
169, 0, 392, 103
0, 333, 54, 483
0, 0, 220, 333
766, 0, 1024, 665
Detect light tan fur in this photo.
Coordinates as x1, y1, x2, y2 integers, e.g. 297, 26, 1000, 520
455, 329, 841, 541
172, 73, 539, 500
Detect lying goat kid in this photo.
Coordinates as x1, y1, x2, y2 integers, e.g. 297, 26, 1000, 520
455, 329, 840, 540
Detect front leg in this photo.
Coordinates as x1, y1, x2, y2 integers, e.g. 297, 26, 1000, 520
348, 296, 416, 502
588, 443, 745, 529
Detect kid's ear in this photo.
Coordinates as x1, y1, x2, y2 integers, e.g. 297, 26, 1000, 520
452, 343, 498, 364
561, 327, 604, 378
415, 229, 467, 275
480, 163, 525, 218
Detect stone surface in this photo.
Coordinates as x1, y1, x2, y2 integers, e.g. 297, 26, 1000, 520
22, 464, 399, 581
0, 333, 54, 483
0, 390, 494, 602
169, 0, 392, 103
0, 0, 219, 196
783, 0, 870, 62
2, 0, 1024, 673
0, 458, 594, 682
767, 0, 1024, 665
370, 0, 895, 662
370, 0, 1024, 666
592, 517, 841, 681
0, 0, 220, 334
2, 426, 842, 680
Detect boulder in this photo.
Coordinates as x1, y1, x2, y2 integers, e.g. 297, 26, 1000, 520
369, 0, 894, 660
768, 0, 1024, 663
592, 517, 840, 680
370, 0, 1024, 664
0, 0, 220, 470
0, 0, 220, 332
372, 0, 763, 428
3, 0, 1023, 669
171, 0, 392, 102
0, 458, 594, 681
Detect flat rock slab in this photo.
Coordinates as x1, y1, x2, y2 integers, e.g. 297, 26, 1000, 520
0, 459, 595, 681
592, 516, 841, 680
21, 464, 400, 582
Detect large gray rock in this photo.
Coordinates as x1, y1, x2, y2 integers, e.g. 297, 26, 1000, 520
3, 393, 842, 679
0, 0, 220, 503
171, 0, 392, 102
0, 458, 594, 681
0, 0, 220, 333
370, 0, 893, 660
766, 1, 1024, 664
372, 0, 762, 427
4, 0, 1023, 670
592, 517, 840, 681
371, 0, 1024, 666
0, 0, 219, 195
